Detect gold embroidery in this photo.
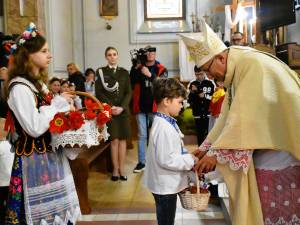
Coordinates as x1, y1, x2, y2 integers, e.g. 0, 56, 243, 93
187, 43, 210, 62
15, 130, 47, 156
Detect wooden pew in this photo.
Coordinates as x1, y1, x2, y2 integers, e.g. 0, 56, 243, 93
69, 142, 110, 214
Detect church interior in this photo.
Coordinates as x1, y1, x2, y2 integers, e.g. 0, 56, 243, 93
0, 0, 300, 225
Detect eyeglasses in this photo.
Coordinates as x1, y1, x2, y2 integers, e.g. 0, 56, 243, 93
200, 58, 215, 73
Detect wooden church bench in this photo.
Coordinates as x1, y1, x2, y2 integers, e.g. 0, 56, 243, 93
69, 142, 110, 214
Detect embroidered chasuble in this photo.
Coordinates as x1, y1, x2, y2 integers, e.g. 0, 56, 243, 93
207, 47, 300, 225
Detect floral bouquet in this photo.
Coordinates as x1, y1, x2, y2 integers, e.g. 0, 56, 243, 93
50, 91, 112, 150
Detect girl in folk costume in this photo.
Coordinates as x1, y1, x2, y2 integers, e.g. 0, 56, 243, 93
4, 23, 81, 225
95, 46, 132, 181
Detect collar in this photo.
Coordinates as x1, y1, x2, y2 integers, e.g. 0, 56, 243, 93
224, 46, 255, 88
155, 112, 187, 154
108, 64, 117, 70
155, 112, 177, 130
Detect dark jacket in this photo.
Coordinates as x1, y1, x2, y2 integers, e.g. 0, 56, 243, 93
130, 61, 168, 114
95, 66, 132, 116
188, 79, 214, 118
68, 71, 86, 92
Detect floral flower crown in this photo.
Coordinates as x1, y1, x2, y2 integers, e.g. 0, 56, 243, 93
11, 22, 40, 53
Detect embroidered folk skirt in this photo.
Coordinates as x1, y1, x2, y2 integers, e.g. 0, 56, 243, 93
5, 149, 81, 225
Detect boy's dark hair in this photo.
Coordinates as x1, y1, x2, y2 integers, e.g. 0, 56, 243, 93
194, 65, 202, 72
60, 79, 70, 86
49, 77, 61, 85
85, 68, 95, 77
152, 78, 187, 104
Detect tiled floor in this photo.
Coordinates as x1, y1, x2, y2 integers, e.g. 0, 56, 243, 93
76, 142, 228, 225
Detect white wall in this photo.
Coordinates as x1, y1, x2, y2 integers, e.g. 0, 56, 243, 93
45, 0, 220, 78
286, 10, 300, 43
82, 0, 189, 76
45, 0, 84, 78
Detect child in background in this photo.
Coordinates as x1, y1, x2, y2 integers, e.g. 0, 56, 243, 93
60, 79, 70, 93
48, 76, 61, 96
0, 64, 13, 224
84, 68, 96, 96
208, 80, 225, 131
4, 23, 80, 224
144, 78, 198, 225
69, 82, 82, 109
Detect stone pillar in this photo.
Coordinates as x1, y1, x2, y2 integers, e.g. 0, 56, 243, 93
4, 0, 45, 35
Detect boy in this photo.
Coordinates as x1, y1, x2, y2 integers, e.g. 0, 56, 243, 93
144, 78, 198, 225
188, 66, 215, 145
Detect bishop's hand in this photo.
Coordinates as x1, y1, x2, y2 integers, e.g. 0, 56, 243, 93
194, 154, 217, 174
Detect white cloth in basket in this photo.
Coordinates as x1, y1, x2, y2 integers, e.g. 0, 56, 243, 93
51, 120, 109, 150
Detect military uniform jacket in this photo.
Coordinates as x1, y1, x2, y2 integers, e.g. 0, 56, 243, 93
95, 66, 132, 116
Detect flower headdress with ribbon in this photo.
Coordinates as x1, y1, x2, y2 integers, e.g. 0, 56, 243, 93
10, 22, 40, 53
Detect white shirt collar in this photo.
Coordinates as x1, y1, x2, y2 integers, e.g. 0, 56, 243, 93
108, 64, 117, 70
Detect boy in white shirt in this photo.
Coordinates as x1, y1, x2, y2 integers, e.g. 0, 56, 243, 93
144, 78, 198, 225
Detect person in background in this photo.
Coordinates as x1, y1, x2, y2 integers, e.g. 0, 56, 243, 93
95, 46, 132, 181
181, 19, 300, 225
67, 62, 86, 93
4, 22, 80, 225
188, 66, 215, 146
208, 80, 225, 131
0, 34, 15, 69
130, 45, 168, 173
48, 77, 61, 96
60, 79, 70, 93
231, 31, 245, 46
144, 78, 198, 225
84, 68, 96, 96
0, 65, 14, 224
69, 82, 82, 109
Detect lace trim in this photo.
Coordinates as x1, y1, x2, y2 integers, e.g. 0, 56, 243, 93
265, 214, 300, 225
207, 149, 253, 173
51, 121, 109, 150
199, 139, 211, 151
39, 206, 81, 225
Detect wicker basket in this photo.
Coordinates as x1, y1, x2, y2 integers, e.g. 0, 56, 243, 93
179, 171, 210, 211
50, 91, 110, 150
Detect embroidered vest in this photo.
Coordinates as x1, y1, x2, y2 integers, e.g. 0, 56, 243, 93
8, 82, 52, 156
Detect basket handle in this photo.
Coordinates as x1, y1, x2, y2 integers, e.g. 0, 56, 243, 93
195, 170, 200, 194
66, 91, 104, 111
